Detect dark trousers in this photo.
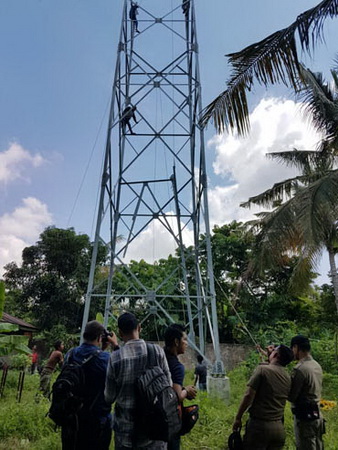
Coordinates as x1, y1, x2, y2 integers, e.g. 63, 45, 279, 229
168, 436, 180, 450
243, 418, 285, 450
114, 434, 167, 450
294, 416, 325, 450
61, 418, 112, 450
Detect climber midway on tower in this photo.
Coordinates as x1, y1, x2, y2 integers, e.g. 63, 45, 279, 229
121, 104, 138, 135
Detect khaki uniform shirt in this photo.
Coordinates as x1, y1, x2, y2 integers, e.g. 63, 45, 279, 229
247, 364, 291, 421
289, 355, 322, 406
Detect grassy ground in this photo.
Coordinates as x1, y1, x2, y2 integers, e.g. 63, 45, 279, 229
0, 364, 337, 449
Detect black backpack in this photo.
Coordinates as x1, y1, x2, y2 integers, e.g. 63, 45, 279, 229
135, 343, 181, 442
48, 349, 100, 427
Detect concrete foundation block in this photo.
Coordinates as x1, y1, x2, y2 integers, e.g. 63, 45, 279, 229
207, 375, 230, 404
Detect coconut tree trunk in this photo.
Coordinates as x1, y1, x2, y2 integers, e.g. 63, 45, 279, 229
328, 246, 338, 314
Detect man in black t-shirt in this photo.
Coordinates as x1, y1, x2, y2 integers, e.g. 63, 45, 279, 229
164, 324, 196, 450
121, 105, 138, 134
129, 2, 140, 33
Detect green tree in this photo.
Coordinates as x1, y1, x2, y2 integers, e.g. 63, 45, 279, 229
106, 255, 187, 340
3, 227, 107, 333
316, 283, 338, 328
205, 222, 313, 342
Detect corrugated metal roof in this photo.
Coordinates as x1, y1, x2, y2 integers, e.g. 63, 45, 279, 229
1, 312, 39, 330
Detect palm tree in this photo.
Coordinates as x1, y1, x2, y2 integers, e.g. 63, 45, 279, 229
200, 0, 338, 135
244, 152, 338, 308
241, 68, 338, 313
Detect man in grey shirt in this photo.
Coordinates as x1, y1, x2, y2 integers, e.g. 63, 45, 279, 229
105, 312, 171, 449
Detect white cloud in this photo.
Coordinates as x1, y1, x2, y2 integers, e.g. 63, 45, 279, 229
104, 98, 328, 279
0, 197, 52, 275
207, 97, 323, 226
0, 142, 45, 184
121, 213, 194, 263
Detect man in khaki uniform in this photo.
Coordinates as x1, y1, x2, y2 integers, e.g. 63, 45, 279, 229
233, 345, 294, 449
289, 335, 324, 450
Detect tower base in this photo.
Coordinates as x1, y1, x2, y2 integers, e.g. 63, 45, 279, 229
207, 375, 230, 404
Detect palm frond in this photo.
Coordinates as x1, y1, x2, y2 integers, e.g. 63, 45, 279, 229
249, 169, 338, 277
200, 0, 338, 134
296, 0, 338, 51
331, 68, 338, 92
240, 175, 307, 209
200, 28, 299, 134
295, 169, 338, 243
267, 149, 319, 170
267, 147, 336, 177
288, 249, 321, 295
250, 196, 301, 268
298, 66, 338, 139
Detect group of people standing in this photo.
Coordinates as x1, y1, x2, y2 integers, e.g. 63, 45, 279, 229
33, 319, 324, 450
58, 314, 196, 450
233, 335, 324, 450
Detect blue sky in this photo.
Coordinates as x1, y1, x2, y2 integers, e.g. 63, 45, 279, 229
1, 0, 337, 283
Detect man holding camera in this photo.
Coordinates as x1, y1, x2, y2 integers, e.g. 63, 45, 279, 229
61, 320, 119, 450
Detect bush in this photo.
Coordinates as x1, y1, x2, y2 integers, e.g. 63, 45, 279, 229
10, 355, 31, 370
322, 373, 338, 399
311, 338, 338, 373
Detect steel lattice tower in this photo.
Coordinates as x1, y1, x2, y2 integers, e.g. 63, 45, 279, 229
81, 0, 223, 373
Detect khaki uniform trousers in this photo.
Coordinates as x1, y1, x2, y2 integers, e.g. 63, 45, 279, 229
294, 416, 325, 450
39, 368, 53, 397
243, 418, 285, 450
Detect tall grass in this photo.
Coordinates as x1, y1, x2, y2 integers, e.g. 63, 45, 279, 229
0, 363, 337, 449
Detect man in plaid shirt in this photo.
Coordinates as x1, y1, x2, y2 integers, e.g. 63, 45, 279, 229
105, 312, 172, 449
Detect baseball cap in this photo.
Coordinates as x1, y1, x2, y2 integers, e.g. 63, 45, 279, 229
290, 335, 310, 347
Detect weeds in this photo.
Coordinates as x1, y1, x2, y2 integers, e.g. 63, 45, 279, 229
0, 362, 337, 449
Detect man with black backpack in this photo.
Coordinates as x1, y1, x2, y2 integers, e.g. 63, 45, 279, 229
57, 320, 119, 450
105, 312, 175, 449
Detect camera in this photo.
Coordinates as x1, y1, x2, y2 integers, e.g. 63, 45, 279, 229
102, 329, 113, 344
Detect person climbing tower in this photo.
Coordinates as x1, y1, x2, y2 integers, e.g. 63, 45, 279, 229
121, 104, 138, 134
129, 1, 140, 33
182, 0, 190, 17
